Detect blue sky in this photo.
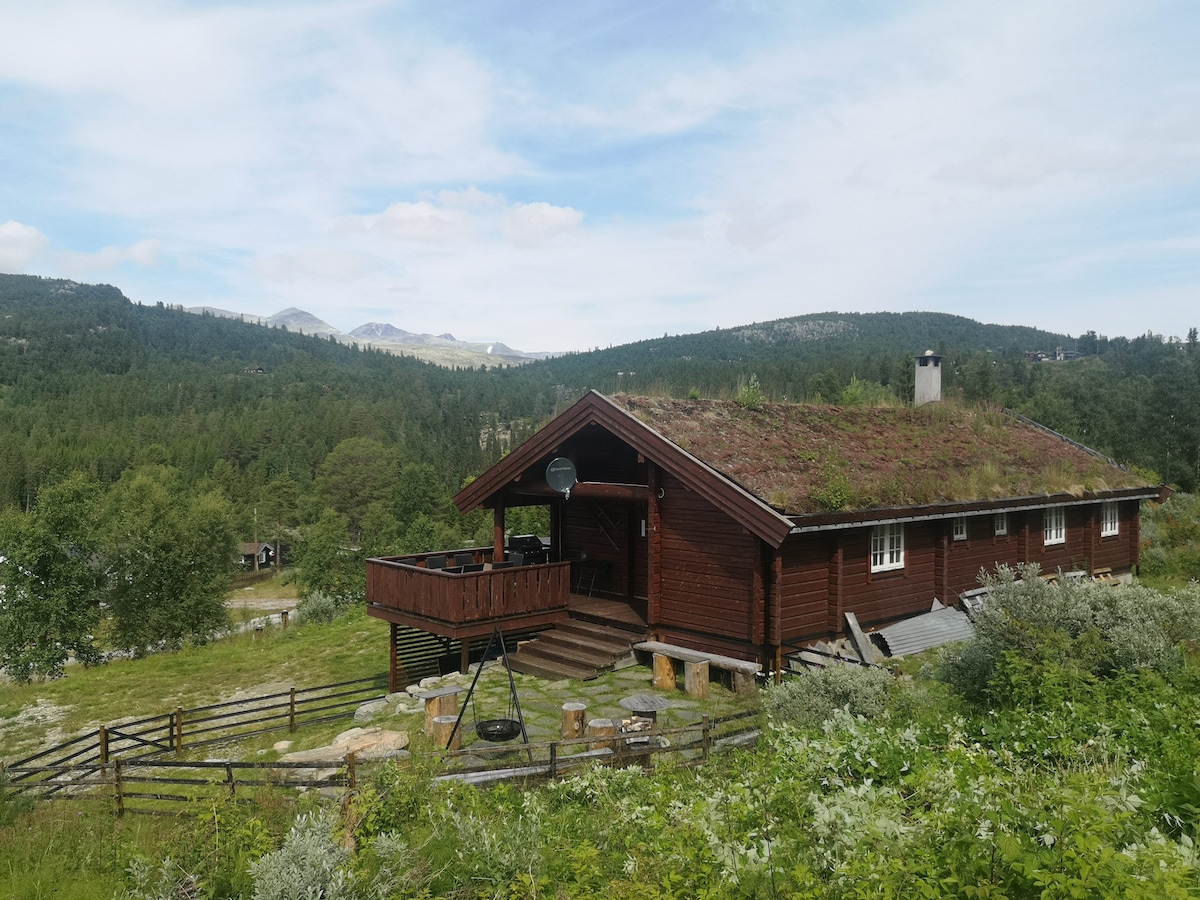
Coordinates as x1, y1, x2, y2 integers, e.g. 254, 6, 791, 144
2, 0, 1198, 352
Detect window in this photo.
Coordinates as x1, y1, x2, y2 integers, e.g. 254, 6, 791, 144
1043, 506, 1065, 546
952, 516, 967, 541
1101, 501, 1119, 537
871, 523, 905, 572
994, 512, 1008, 536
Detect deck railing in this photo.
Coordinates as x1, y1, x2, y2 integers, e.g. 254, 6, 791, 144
366, 551, 571, 628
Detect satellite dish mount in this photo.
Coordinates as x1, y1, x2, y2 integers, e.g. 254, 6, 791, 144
546, 457, 578, 501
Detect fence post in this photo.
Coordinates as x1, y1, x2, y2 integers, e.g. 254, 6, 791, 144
99, 725, 109, 766
175, 707, 184, 757
549, 742, 558, 779
289, 687, 297, 733
701, 715, 711, 761
226, 762, 235, 798
345, 751, 357, 790
114, 758, 124, 817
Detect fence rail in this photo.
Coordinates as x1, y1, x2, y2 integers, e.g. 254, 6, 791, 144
1, 711, 759, 815
3, 674, 389, 794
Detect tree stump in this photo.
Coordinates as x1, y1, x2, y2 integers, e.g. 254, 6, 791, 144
431, 714, 461, 751
684, 660, 709, 699
561, 701, 587, 741
587, 718, 616, 751
420, 687, 461, 735
652, 653, 676, 690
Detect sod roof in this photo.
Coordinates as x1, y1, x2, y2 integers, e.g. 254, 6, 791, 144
612, 394, 1151, 515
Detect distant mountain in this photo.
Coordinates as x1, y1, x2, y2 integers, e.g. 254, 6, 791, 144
183, 306, 552, 368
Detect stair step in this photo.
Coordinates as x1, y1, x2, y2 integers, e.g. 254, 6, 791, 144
509, 651, 599, 681
544, 623, 642, 654
567, 609, 647, 634
515, 639, 615, 671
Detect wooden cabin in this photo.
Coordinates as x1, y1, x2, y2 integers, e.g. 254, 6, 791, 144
366, 389, 1160, 683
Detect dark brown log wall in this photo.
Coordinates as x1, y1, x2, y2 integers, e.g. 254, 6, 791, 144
1090, 501, 1139, 573
655, 473, 758, 654
775, 538, 830, 643
835, 521, 939, 628
944, 512, 1030, 596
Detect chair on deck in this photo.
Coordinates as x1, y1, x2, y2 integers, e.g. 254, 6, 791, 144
425, 555, 447, 569
573, 559, 611, 596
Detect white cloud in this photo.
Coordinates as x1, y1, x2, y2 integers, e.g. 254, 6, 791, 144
369, 202, 475, 244
502, 203, 584, 247
56, 239, 159, 276
0, 221, 48, 270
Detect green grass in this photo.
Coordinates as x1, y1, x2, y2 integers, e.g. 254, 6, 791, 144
0, 606, 389, 761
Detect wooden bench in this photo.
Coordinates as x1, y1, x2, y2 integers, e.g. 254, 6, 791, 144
633, 641, 761, 696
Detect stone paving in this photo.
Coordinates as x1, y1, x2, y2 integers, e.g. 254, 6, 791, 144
373, 659, 761, 754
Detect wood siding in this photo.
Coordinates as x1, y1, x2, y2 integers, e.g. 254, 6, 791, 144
366, 557, 570, 639
655, 472, 759, 655
775, 538, 831, 643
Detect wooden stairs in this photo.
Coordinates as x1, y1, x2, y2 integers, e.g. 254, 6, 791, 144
508, 610, 648, 681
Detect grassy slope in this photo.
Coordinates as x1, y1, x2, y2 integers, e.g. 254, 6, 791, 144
0, 597, 387, 761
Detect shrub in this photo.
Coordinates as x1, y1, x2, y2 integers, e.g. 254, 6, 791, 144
249, 811, 352, 900
765, 664, 895, 726
296, 591, 355, 625
939, 564, 1200, 704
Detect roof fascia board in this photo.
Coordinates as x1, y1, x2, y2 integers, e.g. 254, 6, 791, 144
788, 488, 1161, 535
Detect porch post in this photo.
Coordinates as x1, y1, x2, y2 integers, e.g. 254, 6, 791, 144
493, 505, 506, 561
647, 463, 661, 628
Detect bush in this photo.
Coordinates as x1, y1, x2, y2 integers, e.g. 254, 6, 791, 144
249, 811, 353, 900
939, 564, 1200, 704
765, 664, 895, 726
295, 591, 356, 626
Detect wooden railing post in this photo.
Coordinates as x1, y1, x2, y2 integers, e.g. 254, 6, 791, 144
99, 725, 109, 766
175, 707, 184, 756
114, 758, 124, 817
345, 751, 357, 790
226, 762, 235, 798
701, 715, 711, 761
289, 687, 297, 732
549, 742, 558, 779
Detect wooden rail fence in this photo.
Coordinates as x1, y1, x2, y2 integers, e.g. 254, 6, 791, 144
2, 711, 760, 815
3, 674, 388, 798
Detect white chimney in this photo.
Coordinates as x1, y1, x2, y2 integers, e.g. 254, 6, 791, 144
914, 350, 943, 405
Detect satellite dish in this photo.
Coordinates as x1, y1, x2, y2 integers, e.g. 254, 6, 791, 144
546, 457, 577, 499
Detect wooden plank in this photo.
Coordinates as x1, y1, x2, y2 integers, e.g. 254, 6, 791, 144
633, 641, 761, 674
843, 612, 873, 664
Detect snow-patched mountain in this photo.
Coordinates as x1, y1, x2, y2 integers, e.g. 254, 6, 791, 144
184, 307, 552, 368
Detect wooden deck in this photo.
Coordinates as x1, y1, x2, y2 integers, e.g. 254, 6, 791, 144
366, 554, 571, 640
567, 596, 647, 631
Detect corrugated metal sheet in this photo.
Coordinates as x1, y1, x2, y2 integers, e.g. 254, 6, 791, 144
873, 606, 975, 658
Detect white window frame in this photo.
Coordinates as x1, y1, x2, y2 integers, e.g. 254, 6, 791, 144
994, 512, 1008, 536
1101, 501, 1119, 537
1044, 506, 1065, 546
952, 516, 967, 541
871, 523, 905, 573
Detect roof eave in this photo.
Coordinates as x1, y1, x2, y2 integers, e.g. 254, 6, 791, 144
787, 486, 1163, 534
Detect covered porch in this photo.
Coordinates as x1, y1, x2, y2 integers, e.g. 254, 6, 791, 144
366, 545, 646, 688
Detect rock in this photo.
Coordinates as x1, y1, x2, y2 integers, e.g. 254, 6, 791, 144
385, 692, 408, 703
418, 676, 440, 689
405, 684, 422, 696
273, 740, 294, 752
354, 699, 389, 722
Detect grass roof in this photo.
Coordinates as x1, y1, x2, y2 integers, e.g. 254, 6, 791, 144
613, 395, 1150, 514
